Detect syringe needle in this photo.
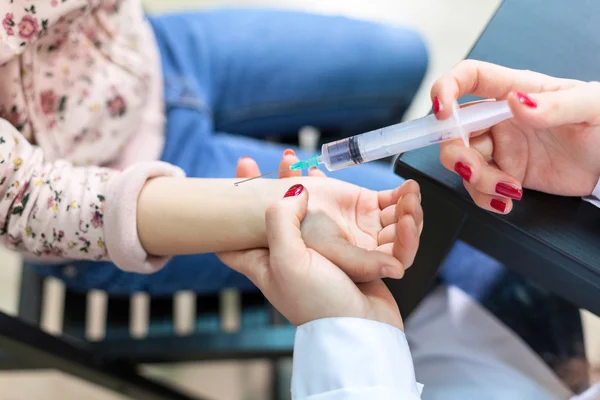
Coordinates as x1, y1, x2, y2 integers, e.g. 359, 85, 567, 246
234, 155, 320, 186
234, 169, 286, 186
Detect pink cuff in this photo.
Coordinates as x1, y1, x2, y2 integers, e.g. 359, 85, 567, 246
105, 162, 186, 273
583, 176, 600, 208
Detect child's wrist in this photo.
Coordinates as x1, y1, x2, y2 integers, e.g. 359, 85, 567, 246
227, 177, 310, 250
137, 176, 316, 256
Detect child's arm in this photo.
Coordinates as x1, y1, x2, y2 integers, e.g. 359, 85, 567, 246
0, 1, 300, 272
0, 119, 316, 274
0, 119, 184, 273
136, 177, 293, 256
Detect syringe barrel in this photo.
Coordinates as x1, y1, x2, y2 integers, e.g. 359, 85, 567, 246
320, 114, 446, 171
320, 137, 364, 170
320, 100, 512, 171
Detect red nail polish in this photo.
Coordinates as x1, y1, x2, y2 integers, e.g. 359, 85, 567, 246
515, 91, 537, 108
495, 182, 523, 200
283, 149, 295, 157
454, 162, 472, 182
284, 184, 304, 198
432, 97, 442, 115
490, 199, 507, 213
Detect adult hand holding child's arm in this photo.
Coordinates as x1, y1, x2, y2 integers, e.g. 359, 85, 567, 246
138, 153, 421, 282
219, 156, 424, 399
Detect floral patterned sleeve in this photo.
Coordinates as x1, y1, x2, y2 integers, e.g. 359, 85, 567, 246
0, 0, 101, 63
0, 118, 117, 260
0, 118, 185, 272
0, 0, 182, 272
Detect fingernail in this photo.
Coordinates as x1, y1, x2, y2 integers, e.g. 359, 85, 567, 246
381, 265, 403, 279
240, 156, 251, 160
495, 182, 523, 200
432, 96, 442, 115
490, 198, 507, 213
283, 149, 295, 157
454, 162, 472, 182
515, 91, 537, 108
284, 184, 304, 198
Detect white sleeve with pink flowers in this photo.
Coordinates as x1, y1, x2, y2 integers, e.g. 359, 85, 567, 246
0, 118, 184, 273
0, 0, 105, 63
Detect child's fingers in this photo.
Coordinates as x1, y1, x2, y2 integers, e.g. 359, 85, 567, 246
236, 156, 260, 178
396, 193, 423, 235
379, 191, 423, 246
389, 190, 423, 269
380, 205, 396, 227
308, 167, 326, 177
392, 214, 420, 270
464, 182, 513, 214
278, 149, 302, 179
378, 224, 396, 245
395, 192, 423, 230
378, 179, 420, 210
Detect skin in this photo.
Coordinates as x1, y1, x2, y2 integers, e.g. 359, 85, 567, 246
433, 60, 600, 213
219, 152, 424, 330
136, 154, 422, 283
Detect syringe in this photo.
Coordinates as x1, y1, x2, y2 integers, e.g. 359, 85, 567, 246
235, 100, 512, 185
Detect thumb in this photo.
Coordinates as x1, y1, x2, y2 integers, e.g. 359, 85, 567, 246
265, 184, 309, 265
508, 83, 600, 129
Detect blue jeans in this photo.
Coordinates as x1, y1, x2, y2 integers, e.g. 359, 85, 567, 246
33, 9, 429, 295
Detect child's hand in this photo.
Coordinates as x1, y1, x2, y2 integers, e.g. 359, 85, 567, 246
231, 152, 423, 282
219, 183, 411, 330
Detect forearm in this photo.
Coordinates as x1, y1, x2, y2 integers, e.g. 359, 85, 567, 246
137, 177, 291, 256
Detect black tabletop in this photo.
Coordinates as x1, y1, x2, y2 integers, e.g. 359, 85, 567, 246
395, 145, 600, 314
398, 145, 600, 269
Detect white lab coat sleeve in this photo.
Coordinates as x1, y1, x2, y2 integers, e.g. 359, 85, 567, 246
571, 383, 600, 400
291, 317, 423, 400
582, 177, 600, 207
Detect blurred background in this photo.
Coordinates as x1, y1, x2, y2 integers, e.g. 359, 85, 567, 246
0, 0, 598, 399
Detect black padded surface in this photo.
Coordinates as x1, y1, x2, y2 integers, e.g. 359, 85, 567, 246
399, 145, 600, 271
465, 0, 600, 83
395, 145, 600, 315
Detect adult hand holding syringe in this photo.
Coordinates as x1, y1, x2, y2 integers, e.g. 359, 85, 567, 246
238, 59, 600, 217
235, 99, 513, 185
433, 60, 600, 214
